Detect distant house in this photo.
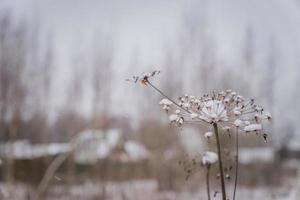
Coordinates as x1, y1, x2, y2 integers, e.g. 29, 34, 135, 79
74, 129, 121, 163
0, 128, 151, 182
73, 128, 151, 180
0, 140, 71, 159
0, 140, 72, 183
0, 128, 150, 164
74, 129, 149, 164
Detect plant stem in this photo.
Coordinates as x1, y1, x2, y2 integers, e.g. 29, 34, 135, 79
233, 128, 239, 200
213, 123, 226, 200
206, 165, 211, 200
35, 136, 78, 200
146, 81, 191, 114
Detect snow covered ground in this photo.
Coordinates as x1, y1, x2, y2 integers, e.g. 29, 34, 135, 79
0, 178, 298, 200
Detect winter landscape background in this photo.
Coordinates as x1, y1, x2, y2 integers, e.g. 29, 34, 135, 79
0, 0, 300, 199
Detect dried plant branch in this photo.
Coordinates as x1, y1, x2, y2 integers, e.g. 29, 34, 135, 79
35, 151, 70, 199
213, 123, 226, 200
128, 71, 272, 200
206, 165, 211, 200
147, 80, 191, 114
233, 128, 239, 200
34, 137, 78, 200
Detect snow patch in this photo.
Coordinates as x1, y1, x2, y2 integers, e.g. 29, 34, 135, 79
202, 151, 218, 165
244, 124, 262, 132
124, 141, 149, 161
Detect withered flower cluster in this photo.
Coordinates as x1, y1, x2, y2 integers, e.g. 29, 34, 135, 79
128, 71, 271, 200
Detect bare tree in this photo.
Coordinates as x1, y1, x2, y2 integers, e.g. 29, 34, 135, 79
89, 31, 114, 199
0, 12, 29, 195
31, 36, 54, 143
65, 57, 85, 188
241, 24, 256, 94
162, 45, 185, 98
182, 0, 217, 93
90, 32, 114, 124
264, 37, 277, 113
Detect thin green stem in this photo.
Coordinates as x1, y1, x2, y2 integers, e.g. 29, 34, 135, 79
213, 123, 226, 200
233, 128, 239, 200
206, 165, 211, 200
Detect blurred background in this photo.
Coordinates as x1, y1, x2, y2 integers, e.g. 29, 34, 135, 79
0, 0, 300, 199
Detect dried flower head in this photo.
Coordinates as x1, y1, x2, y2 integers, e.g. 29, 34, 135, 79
159, 98, 173, 112
157, 90, 271, 142
126, 70, 160, 85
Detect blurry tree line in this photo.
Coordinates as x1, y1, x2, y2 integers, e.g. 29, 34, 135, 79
0, 11, 120, 145
0, 2, 280, 145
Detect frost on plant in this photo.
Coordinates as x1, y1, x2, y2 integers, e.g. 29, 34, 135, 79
204, 131, 214, 139
128, 70, 272, 200
202, 151, 218, 165
157, 90, 271, 138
